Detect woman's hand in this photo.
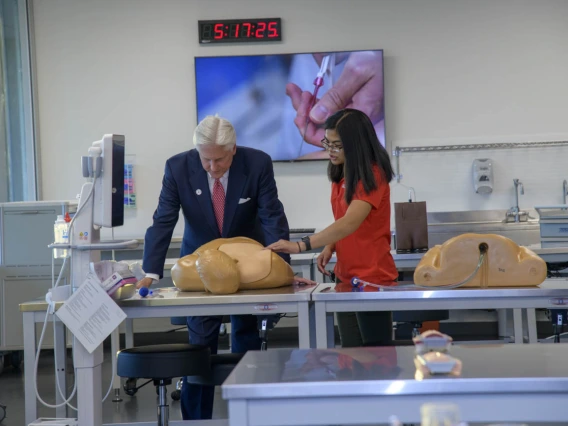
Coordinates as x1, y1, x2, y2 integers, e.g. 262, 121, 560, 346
317, 245, 335, 275
265, 239, 301, 254
294, 276, 317, 286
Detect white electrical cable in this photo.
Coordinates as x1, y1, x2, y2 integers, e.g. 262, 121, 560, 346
353, 250, 487, 291
51, 252, 78, 411
34, 204, 80, 409
35, 170, 117, 410
34, 310, 77, 408
51, 298, 78, 411
34, 172, 97, 409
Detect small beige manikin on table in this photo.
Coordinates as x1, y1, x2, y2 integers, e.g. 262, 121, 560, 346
171, 237, 296, 294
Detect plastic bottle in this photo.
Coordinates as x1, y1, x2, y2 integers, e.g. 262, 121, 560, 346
53, 215, 69, 259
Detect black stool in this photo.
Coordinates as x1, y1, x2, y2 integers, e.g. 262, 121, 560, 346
167, 315, 232, 400
186, 353, 245, 386
117, 344, 210, 426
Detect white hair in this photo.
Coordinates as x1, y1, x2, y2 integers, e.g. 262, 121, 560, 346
193, 115, 236, 150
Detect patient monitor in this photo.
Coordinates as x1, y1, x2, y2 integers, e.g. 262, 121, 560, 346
171, 237, 295, 294
89, 134, 125, 228
414, 233, 547, 288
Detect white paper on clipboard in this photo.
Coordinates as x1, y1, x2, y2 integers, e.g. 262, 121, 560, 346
55, 276, 127, 353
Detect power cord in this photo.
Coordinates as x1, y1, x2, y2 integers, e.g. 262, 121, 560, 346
34, 173, 99, 410
353, 243, 488, 291
35, 170, 117, 412
35, 257, 78, 409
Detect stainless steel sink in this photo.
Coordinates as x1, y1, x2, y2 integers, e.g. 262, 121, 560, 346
426, 209, 540, 247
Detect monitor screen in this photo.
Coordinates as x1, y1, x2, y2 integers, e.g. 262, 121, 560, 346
195, 49, 385, 162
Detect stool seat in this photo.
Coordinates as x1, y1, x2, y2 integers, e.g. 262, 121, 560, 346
117, 343, 210, 379
186, 353, 244, 386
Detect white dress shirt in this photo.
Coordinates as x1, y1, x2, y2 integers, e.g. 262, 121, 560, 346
145, 170, 229, 284
207, 170, 229, 196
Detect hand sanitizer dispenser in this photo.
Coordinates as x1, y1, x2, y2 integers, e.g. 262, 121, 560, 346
473, 158, 493, 194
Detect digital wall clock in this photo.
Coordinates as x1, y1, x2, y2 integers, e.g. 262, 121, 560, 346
198, 18, 282, 44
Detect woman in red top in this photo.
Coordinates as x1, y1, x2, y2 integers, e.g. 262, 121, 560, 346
267, 108, 397, 347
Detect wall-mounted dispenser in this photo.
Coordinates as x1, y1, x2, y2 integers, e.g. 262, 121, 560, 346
473, 158, 493, 194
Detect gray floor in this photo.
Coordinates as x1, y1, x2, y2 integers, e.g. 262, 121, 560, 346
0, 348, 221, 425
0, 327, 301, 426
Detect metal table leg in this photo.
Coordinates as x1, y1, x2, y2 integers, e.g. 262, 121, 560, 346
315, 302, 329, 349
54, 317, 68, 418
526, 308, 538, 344
326, 312, 335, 348
23, 312, 38, 426
125, 318, 134, 348
228, 400, 249, 426
513, 309, 523, 344
297, 301, 311, 349
110, 328, 122, 402
497, 309, 508, 338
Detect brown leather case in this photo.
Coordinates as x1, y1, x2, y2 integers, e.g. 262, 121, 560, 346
394, 201, 429, 253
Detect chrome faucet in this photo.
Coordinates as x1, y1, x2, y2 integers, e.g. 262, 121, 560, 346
508, 179, 525, 222
563, 179, 567, 205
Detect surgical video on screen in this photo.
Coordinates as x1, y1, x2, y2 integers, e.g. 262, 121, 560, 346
195, 49, 385, 162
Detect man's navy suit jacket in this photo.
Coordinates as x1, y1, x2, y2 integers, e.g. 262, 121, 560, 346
143, 146, 290, 278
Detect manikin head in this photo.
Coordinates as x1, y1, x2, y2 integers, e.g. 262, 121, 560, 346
193, 115, 237, 179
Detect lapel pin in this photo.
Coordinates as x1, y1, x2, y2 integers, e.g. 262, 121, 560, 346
196, 189, 202, 195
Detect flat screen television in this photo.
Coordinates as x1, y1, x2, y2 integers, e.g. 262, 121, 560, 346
194, 49, 385, 162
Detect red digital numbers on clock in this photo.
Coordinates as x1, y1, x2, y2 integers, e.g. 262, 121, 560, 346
213, 23, 223, 40
255, 22, 266, 38
199, 18, 282, 43
268, 21, 278, 38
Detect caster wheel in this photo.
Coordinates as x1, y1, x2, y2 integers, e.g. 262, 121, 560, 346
10, 351, 22, 369
123, 378, 138, 396
171, 389, 181, 401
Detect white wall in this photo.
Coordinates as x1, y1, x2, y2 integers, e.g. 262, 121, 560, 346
32, 0, 568, 239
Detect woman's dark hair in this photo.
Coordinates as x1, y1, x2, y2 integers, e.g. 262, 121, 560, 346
325, 108, 394, 204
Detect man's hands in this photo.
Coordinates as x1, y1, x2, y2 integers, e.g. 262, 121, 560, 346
286, 51, 385, 146
136, 277, 153, 289
316, 245, 335, 276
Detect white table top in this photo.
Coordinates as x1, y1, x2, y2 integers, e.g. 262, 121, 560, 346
311, 278, 568, 301
20, 284, 317, 312
223, 344, 568, 399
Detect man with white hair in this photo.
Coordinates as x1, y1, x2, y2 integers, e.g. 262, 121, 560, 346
139, 115, 291, 420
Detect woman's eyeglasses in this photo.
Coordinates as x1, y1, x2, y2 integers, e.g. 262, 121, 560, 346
321, 140, 343, 153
